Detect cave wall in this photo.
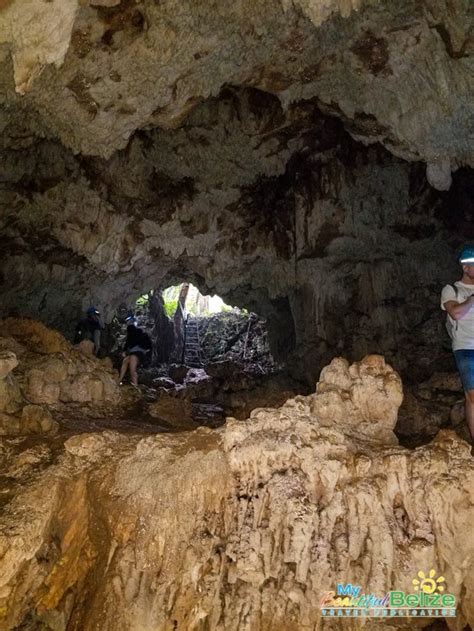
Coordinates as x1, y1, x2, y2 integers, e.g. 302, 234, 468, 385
0, 0, 473, 383
0, 89, 468, 383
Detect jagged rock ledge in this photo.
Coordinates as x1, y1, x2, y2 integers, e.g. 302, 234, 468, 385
1, 354, 473, 630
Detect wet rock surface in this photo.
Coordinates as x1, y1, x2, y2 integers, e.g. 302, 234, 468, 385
0, 354, 472, 630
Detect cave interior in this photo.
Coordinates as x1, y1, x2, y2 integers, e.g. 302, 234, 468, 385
0, 0, 473, 629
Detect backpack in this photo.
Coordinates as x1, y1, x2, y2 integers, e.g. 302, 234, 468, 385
445, 285, 459, 342
138, 329, 152, 352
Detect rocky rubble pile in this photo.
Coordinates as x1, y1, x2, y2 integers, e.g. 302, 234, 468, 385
197, 312, 276, 371
142, 360, 299, 428
1, 354, 473, 630
0, 319, 120, 435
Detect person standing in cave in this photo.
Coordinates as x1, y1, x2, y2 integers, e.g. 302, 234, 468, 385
441, 245, 474, 448
74, 307, 104, 356
119, 315, 152, 388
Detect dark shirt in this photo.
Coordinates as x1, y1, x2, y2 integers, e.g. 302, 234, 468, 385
85, 315, 104, 331
124, 326, 152, 352
74, 316, 104, 345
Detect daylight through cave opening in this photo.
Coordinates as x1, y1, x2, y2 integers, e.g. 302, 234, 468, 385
107, 282, 278, 374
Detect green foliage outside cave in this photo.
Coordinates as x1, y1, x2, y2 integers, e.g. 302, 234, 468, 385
135, 284, 237, 318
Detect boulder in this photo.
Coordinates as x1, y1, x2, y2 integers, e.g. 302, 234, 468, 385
1, 318, 68, 354
0, 320, 121, 435
0, 374, 23, 414
100, 357, 114, 371
0, 412, 21, 435
77, 339, 95, 357
26, 369, 61, 405
152, 376, 177, 389
311, 354, 403, 444
21, 405, 58, 434
0, 406, 57, 435
0, 351, 18, 380
168, 364, 190, 384
149, 392, 193, 426
42, 357, 68, 383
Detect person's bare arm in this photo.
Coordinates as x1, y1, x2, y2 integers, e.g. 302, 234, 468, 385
444, 295, 474, 320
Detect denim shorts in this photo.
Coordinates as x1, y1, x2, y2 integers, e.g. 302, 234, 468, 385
454, 350, 474, 391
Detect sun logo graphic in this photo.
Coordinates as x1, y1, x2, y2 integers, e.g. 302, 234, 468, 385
412, 569, 446, 594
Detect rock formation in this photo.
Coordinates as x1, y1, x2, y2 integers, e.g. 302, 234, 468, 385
0, 1, 473, 627
143, 361, 298, 427
0, 318, 119, 435
0, 0, 472, 383
0, 354, 473, 630
0, 0, 472, 167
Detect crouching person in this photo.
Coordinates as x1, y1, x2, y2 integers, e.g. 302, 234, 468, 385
74, 306, 104, 356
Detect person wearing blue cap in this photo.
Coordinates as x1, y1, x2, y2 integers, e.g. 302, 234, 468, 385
124, 312, 138, 326
441, 245, 474, 447
74, 307, 104, 356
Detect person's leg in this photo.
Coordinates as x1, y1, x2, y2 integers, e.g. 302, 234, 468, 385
454, 350, 474, 443
129, 354, 139, 386
119, 356, 130, 383
93, 330, 101, 356
465, 389, 474, 442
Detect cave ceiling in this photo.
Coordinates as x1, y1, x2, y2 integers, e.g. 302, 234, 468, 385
0, 0, 472, 186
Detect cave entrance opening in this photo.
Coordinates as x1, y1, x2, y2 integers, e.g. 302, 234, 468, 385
104, 282, 286, 427
123, 282, 277, 373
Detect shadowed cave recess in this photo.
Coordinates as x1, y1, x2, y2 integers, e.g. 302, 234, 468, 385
0, 0, 473, 629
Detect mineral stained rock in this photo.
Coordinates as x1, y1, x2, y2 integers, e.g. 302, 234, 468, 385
0, 0, 472, 168
1, 355, 472, 630
0, 99, 467, 385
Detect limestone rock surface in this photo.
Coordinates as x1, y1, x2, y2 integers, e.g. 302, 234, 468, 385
312, 354, 403, 443
0, 0, 472, 170
0, 319, 120, 435
0, 355, 472, 630
0, 102, 467, 384
396, 370, 468, 446
0, 352, 17, 380
148, 391, 193, 426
